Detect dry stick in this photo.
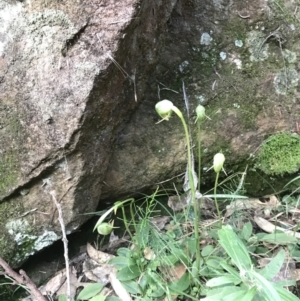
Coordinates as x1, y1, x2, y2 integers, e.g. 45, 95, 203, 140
0, 257, 48, 301
50, 190, 71, 301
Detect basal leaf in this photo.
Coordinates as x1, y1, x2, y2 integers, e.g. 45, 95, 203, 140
205, 286, 244, 301
206, 274, 241, 287
218, 226, 252, 271
205, 256, 223, 269
148, 287, 165, 298
258, 232, 298, 245
116, 247, 131, 257
274, 284, 300, 301
201, 245, 215, 257
249, 270, 281, 301
259, 249, 285, 280
222, 288, 249, 301
90, 295, 106, 301
242, 222, 253, 241
106, 297, 121, 301
121, 280, 142, 294
109, 256, 135, 268
220, 262, 240, 278
76, 283, 104, 300
117, 265, 141, 281
168, 272, 190, 292
240, 287, 257, 301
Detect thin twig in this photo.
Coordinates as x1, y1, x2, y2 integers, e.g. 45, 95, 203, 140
0, 257, 47, 301
50, 190, 71, 301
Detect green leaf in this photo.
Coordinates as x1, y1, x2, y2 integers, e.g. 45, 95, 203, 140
240, 287, 257, 301
206, 274, 241, 287
242, 222, 253, 241
289, 247, 300, 261
168, 273, 190, 292
222, 288, 250, 301
139, 274, 148, 291
274, 284, 300, 301
117, 265, 141, 281
76, 283, 104, 300
90, 295, 106, 301
136, 221, 150, 247
109, 256, 135, 268
220, 262, 240, 278
259, 249, 285, 280
116, 247, 131, 257
121, 280, 143, 294
218, 226, 252, 271
201, 245, 215, 257
257, 232, 298, 245
192, 260, 200, 278
147, 286, 165, 298
159, 254, 179, 266
172, 247, 190, 265
205, 256, 223, 269
106, 297, 121, 301
184, 237, 197, 256
58, 295, 68, 301
205, 286, 245, 301
249, 270, 281, 301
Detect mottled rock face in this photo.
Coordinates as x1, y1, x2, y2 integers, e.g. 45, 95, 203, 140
0, 0, 178, 266
102, 0, 300, 199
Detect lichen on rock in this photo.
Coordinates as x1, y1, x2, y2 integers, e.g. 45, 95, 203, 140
5, 218, 59, 265
273, 68, 299, 95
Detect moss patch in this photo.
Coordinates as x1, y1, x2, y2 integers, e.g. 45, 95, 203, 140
0, 106, 22, 198
0, 199, 23, 265
256, 133, 300, 175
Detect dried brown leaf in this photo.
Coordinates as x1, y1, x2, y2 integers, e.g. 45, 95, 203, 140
87, 243, 114, 264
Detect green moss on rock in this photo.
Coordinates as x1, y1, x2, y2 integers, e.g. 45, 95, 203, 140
0, 109, 21, 197
256, 133, 300, 175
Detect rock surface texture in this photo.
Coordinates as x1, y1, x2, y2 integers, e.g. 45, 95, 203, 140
0, 0, 177, 266
1, 0, 300, 265
103, 0, 300, 199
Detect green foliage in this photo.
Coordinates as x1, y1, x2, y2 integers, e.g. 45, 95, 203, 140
59, 283, 106, 301
203, 226, 299, 301
256, 133, 300, 175
76, 283, 104, 300
89, 101, 300, 301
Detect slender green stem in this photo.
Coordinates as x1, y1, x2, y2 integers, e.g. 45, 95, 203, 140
197, 121, 203, 229
197, 121, 201, 192
171, 106, 201, 273
121, 206, 134, 242
214, 172, 222, 227
129, 200, 138, 234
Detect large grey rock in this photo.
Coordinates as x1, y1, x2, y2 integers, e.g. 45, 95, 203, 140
102, 0, 300, 199
0, 0, 177, 266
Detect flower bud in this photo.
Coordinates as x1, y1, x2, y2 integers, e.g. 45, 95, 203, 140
213, 153, 225, 173
97, 222, 113, 235
155, 100, 174, 120
195, 105, 206, 122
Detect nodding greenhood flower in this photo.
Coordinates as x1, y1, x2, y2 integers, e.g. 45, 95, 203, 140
213, 153, 225, 173
97, 222, 114, 235
155, 99, 174, 120
195, 105, 206, 122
